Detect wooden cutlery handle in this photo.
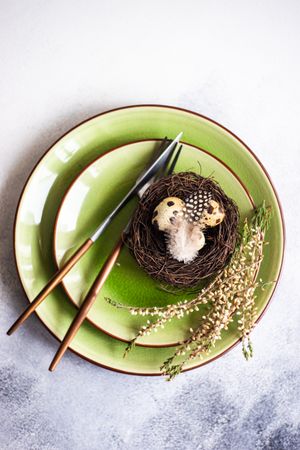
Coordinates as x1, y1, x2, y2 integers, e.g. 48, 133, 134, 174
49, 236, 124, 371
7, 238, 94, 335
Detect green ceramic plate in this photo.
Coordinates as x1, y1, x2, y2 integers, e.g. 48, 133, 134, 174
54, 140, 253, 346
14, 105, 284, 375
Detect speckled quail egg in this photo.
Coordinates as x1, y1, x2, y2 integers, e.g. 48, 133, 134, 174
200, 199, 225, 227
152, 197, 185, 232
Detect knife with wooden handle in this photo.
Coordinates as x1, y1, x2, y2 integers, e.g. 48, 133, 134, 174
7, 133, 182, 336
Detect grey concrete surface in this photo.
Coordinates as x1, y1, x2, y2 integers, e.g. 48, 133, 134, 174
1, 1, 299, 449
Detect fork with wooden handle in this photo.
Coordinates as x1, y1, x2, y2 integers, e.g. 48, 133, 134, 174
7, 134, 182, 337
49, 144, 183, 371
49, 235, 124, 371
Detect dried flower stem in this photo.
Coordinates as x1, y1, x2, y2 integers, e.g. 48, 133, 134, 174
106, 203, 273, 380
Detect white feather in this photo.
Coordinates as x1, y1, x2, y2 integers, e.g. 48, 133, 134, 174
166, 217, 205, 263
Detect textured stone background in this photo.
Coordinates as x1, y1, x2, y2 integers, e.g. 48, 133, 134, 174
1, 1, 299, 449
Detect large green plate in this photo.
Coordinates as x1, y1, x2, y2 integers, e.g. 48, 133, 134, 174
14, 105, 284, 375
54, 140, 253, 346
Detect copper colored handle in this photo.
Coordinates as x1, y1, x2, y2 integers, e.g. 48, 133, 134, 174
49, 236, 124, 371
7, 238, 94, 336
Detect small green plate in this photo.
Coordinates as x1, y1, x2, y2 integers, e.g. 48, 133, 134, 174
54, 140, 253, 346
14, 105, 284, 375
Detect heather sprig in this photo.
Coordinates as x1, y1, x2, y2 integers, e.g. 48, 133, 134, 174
106, 204, 273, 380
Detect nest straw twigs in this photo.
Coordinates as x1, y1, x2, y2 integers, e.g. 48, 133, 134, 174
126, 172, 239, 287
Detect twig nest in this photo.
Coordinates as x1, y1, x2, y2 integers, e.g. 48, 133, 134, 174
127, 172, 239, 288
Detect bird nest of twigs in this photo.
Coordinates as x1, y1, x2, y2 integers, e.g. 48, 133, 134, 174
126, 172, 239, 288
